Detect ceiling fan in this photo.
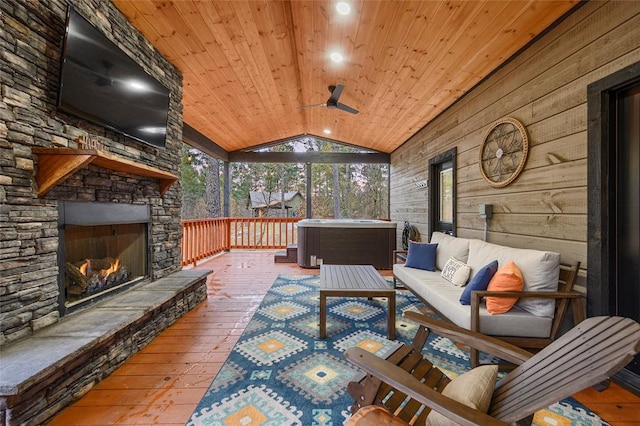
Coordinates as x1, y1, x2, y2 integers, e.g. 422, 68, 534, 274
299, 84, 359, 114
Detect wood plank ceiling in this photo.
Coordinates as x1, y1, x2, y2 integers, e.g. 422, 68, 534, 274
112, 0, 578, 154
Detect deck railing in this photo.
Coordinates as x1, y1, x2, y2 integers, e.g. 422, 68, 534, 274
181, 217, 301, 266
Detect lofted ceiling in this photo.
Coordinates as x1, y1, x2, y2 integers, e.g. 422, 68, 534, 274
112, 0, 578, 155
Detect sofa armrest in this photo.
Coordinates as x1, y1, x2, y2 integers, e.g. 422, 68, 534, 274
469, 291, 583, 335
393, 250, 407, 264
470, 290, 582, 300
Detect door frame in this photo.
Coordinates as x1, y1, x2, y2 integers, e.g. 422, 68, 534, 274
587, 61, 640, 394
587, 61, 640, 317
428, 147, 457, 238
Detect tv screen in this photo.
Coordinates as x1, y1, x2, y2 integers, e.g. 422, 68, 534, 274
58, 6, 170, 148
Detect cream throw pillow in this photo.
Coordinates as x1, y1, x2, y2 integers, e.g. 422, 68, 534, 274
426, 365, 498, 426
441, 257, 471, 286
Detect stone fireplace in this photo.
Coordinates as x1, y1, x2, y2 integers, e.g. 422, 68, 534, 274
58, 201, 151, 313
0, 0, 186, 345
0, 1, 212, 424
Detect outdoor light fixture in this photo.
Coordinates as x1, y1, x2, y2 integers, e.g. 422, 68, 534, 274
336, 2, 351, 15
330, 52, 343, 63
323, 129, 331, 134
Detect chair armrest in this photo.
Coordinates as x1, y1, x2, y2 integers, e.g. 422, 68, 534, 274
403, 312, 532, 365
344, 347, 510, 426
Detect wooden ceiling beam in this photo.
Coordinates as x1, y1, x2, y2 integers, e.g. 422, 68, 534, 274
183, 124, 229, 161
228, 150, 389, 164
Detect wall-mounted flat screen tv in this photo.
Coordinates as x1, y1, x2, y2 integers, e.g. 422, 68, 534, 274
58, 6, 170, 148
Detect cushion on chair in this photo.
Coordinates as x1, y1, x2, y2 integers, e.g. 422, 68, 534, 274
405, 241, 438, 271
459, 260, 498, 305
486, 261, 523, 314
346, 405, 410, 425
441, 257, 471, 286
426, 365, 499, 426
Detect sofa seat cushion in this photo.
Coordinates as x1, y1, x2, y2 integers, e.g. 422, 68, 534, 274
430, 232, 472, 271
393, 264, 552, 338
467, 240, 560, 318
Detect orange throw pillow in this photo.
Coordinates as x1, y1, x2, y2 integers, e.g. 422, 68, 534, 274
485, 261, 523, 314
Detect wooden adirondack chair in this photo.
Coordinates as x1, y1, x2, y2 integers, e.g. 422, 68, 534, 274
344, 313, 640, 426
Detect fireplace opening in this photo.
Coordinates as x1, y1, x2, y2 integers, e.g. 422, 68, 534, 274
58, 201, 151, 314
65, 223, 147, 305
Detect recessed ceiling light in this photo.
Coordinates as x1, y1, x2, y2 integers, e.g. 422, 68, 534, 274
323, 129, 331, 134
330, 52, 343, 63
336, 2, 351, 15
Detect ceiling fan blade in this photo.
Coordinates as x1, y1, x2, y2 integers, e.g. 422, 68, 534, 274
328, 84, 344, 103
298, 103, 326, 110
336, 102, 359, 114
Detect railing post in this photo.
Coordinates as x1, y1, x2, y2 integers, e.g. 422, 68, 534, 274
225, 218, 231, 250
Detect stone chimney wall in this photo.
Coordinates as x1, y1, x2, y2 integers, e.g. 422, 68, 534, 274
0, 0, 183, 346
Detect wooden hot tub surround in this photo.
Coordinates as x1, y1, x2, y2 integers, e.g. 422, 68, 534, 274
296, 219, 397, 269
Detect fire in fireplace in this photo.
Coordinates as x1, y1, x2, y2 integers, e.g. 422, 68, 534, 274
68, 256, 128, 298
58, 202, 151, 313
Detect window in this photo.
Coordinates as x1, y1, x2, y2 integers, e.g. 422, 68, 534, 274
429, 148, 456, 237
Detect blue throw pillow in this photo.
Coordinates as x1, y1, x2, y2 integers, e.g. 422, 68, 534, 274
405, 241, 438, 271
460, 260, 499, 305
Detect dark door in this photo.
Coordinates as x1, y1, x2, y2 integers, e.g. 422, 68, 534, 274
588, 62, 640, 394
614, 85, 640, 376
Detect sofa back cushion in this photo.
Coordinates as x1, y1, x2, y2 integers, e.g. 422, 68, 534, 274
430, 232, 471, 271
467, 240, 560, 318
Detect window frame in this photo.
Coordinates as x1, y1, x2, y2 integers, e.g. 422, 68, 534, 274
428, 147, 457, 238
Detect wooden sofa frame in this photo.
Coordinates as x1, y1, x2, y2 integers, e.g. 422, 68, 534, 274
393, 250, 583, 366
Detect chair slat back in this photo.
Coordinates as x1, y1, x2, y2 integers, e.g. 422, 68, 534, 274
490, 316, 640, 423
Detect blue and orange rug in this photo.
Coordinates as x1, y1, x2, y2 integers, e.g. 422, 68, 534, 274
187, 275, 607, 425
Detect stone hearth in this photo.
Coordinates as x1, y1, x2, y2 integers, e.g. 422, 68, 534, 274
0, 269, 209, 425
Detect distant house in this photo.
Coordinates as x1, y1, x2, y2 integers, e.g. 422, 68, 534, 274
248, 191, 305, 217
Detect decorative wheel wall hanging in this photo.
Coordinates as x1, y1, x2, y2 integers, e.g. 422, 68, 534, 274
479, 117, 529, 188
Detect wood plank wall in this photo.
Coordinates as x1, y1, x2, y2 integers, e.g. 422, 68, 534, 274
390, 1, 640, 292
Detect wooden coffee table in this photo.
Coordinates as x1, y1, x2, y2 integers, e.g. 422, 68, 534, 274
319, 264, 396, 339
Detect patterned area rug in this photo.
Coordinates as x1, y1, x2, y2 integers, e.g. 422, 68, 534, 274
187, 275, 607, 426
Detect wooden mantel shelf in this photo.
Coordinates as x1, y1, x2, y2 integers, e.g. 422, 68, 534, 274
33, 148, 178, 197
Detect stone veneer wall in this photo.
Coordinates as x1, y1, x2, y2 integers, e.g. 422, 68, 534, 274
0, 0, 183, 346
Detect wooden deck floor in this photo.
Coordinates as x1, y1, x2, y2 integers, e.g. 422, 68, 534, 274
49, 250, 640, 425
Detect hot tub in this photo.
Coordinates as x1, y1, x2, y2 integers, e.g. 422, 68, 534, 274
296, 219, 397, 269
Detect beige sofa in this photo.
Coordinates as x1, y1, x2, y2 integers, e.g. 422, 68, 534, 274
394, 232, 581, 360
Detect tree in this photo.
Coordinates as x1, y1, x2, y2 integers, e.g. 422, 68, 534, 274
332, 144, 342, 218
205, 156, 221, 217
182, 137, 389, 220
181, 145, 206, 219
